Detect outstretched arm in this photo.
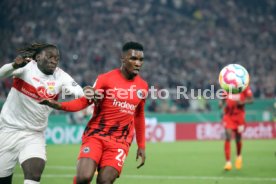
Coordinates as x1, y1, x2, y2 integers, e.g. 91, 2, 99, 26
40, 96, 91, 112
40, 87, 101, 111
0, 57, 31, 79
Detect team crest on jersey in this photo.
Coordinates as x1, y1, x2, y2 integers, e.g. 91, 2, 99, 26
37, 82, 57, 99
83, 147, 90, 153
136, 89, 145, 99
46, 82, 56, 95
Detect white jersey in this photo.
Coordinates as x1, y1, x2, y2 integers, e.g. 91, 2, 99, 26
0, 61, 84, 132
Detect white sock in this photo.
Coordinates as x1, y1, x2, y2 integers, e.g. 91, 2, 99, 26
24, 180, 40, 184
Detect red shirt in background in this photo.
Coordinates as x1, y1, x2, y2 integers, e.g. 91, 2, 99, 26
223, 86, 253, 122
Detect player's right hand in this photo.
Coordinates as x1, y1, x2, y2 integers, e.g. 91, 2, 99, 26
12, 56, 31, 69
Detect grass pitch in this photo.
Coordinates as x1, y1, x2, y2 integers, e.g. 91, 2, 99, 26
13, 140, 276, 184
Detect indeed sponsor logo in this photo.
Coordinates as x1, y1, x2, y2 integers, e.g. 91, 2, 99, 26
112, 99, 136, 111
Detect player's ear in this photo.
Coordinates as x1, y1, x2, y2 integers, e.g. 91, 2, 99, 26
35, 53, 41, 62
121, 54, 125, 64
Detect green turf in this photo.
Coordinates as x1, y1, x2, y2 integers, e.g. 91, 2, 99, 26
13, 140, 276, 184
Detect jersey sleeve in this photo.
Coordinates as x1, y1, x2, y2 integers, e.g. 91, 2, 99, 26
61, 72, 84, 98
91, 75, 107, 100
134, 98, 146, 149
93, 74, 105, 90
61, 96, 91, 112
134, 82, 148, 150
0, 63, 25, 79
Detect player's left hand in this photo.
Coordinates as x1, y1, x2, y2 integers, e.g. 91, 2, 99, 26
12, 56, 32, 69
136, 148, 146, 169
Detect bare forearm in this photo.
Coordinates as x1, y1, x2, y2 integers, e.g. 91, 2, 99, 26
40, 99, 62, 110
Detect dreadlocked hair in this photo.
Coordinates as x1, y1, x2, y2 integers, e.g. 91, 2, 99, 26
17, 43, 57, 59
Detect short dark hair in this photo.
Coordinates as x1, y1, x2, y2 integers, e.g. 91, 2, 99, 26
17, 43, 58, 59
122, 42, 143, 52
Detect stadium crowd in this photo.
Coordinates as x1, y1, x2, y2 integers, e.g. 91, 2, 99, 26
1, 0, 275, 112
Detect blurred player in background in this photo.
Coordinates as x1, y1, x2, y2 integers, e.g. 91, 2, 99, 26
219, 87, 253, 171
40, 41, 148, 184
0, 43, 83, 184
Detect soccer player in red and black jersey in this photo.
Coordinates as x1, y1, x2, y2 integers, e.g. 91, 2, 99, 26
219, 86, 253, 171
41, 42, 148, 184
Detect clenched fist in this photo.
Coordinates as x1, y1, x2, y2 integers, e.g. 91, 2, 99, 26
12, 56, 32, 69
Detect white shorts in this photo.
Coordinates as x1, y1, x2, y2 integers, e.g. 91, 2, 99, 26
0, 129, 46, 177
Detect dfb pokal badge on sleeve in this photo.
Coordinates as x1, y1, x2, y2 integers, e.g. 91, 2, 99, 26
82, 147, 90, 153
136, 89, 145, 99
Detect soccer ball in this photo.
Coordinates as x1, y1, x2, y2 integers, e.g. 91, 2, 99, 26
219, 64, 250, 94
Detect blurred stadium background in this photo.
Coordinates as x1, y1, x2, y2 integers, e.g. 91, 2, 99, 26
1, 0, 276, 184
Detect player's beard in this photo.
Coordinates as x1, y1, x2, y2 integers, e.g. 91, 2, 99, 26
121, 66, 138, 80
128, 69, 138, 79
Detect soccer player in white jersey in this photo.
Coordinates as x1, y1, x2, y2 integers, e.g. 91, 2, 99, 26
0, 43, 84, 184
